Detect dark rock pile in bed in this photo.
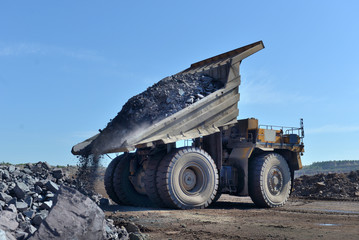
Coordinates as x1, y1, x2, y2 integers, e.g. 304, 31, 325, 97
83, 73, 223, 155
73, 73, 222, 199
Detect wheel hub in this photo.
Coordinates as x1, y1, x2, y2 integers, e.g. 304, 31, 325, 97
182, 169, 197, 191
267, 166, 283, 196
129, 168, 147, 195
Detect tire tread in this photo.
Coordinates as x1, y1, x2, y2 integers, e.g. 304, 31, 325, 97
113, 153, 153, 207
144, 153, 166, 207
156, 147, 218, 209
104, 155, 124, 204
249, 153, 291, 208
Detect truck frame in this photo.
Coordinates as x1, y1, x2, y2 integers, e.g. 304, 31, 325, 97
72, 41, 304, 209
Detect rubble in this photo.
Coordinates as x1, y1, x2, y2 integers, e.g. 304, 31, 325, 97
108, 216, 148, 240
292, 170, 359, 200
0, 162, 135, 240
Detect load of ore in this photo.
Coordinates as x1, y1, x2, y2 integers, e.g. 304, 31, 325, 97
83, 73, 223, 156
74, 73, 223, 193
292, 170, 359, 200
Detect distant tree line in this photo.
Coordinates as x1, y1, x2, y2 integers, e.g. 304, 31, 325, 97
295, 160, 359, 177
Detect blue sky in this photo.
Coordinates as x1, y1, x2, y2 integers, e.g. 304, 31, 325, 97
0, 1, 358, 166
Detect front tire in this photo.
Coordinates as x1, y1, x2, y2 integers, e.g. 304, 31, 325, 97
156, 148, 218, 209
249, 153, 291, 208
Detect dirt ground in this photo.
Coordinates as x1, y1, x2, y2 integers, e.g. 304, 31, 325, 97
100, 189, 359, 240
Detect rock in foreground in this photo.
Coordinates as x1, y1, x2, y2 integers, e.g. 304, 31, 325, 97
0, 162, 130, 240
0, 211, 18, 240
29, 186, 126, 240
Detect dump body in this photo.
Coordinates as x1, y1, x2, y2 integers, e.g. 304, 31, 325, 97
72, 41, 265, 154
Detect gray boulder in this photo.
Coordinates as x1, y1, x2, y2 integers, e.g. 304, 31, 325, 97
52, 168, 64, 179
41, 162, 51, 170
45, 181, 59, 193
8, 165, 15, 172
34, 185, 42, 194
22, 168, 33, 175
25, 195, 33, 208
31, 211, 48, 226
0, 182, 8, 192
0, 192, 12, 203
0, 229, 6, 240
45, 192, 55, 199
7, 204, 17, 213
0, 228, 16, 240
2, 169, 10, 180
14, 182, 29, 199
40, 200, 53, 210
26, 225, 37, 235
23, 210, 36, 219
29, 186, 106, 240
15, 230, 28, 240
0, 211, 18, 240
15, 201, 28, 212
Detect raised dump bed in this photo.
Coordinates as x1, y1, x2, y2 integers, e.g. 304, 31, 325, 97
72, 41, 264, 154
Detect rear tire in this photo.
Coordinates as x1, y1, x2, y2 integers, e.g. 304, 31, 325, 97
156, 147, 218, 209
249, 153, 291, 208
113, 153, 152, 207
104, 155, 124, 204
144, 153, 166, 207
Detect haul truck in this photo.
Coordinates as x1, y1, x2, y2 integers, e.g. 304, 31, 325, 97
72, 41, 304, 209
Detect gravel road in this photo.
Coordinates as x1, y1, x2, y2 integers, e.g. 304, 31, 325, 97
104, 194, 359, 240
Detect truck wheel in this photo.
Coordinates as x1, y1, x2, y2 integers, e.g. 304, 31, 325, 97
249, 153, 291, 208
144, 153, 166, 207
104, 154, 125, 204
113, 153, 152, 207
156, 147, 218, 209
211, 184, 223, 205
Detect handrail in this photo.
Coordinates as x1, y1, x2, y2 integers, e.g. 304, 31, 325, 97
259, 118, 305, 144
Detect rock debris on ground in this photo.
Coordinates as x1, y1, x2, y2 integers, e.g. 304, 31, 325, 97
292, 170, 359, 200
2, 162, 359, 239
0, 162, 144, 240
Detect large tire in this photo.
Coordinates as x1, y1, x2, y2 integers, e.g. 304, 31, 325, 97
144, 152, 166, 207
211, 184, 223, 205
249, 153, 291, 208
104, 155, 125, 204
156, 147, 218, 209
113, 153, 152, 207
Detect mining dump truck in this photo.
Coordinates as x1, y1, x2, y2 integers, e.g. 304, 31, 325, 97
72, 41, 304, 209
